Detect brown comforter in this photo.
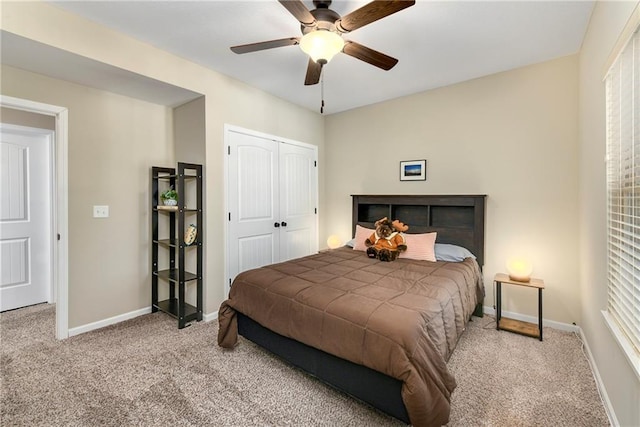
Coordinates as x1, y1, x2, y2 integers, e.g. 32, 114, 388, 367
218, 247, 484, 427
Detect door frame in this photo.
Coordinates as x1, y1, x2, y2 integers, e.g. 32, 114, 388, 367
223, 124, 319, 297
0, 95, 69, 339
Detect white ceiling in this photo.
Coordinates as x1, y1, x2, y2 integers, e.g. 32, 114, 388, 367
9, 1, 594, 114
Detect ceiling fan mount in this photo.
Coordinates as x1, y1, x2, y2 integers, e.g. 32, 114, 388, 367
230, 0, 415, 86
312, 0, 331, 7
302, 1, 340, 34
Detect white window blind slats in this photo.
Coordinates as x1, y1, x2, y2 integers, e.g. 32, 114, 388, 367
608, 260, 639, 290
609, 284, 640, 321
606, 28, 640, 356
608, 226, 640, 243
608, 246, 639, 268
608, 279, 640, 349
608, 268, 639, 301
609, 303, 640, 348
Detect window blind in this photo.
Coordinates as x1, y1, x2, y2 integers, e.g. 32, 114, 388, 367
606, 27, 640, 355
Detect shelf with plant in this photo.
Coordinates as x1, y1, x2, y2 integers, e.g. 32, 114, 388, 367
157, 186, 178, 211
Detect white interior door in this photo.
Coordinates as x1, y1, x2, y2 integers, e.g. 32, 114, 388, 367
227, 129, 280, 287
279, 142, 317, 262
0, 124, 52, 311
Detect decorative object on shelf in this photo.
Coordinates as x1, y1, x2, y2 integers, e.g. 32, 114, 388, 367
506, 257, 533, 282
326, 234, 342, 249
185, 224, 197, 246
160, 186, 178, 206
400, 159, 426, 181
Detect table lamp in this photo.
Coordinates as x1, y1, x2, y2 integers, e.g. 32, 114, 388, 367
327, 235, 342, 249
506, 257, 533, 282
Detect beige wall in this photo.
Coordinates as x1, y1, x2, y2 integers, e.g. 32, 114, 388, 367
174, 96, 206, 164
579, 1, 640, 426
1, 65, 175, 327
325, 55, 580, 325
1, 1, 325, 325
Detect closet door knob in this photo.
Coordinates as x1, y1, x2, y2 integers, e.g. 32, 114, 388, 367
281, 221, 287, 227
274, 222, 280, 228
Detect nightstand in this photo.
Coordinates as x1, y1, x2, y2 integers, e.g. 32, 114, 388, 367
494, 273, 544, 341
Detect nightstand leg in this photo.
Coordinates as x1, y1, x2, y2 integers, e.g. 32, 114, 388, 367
496, 281, 502, 330
538, 287, 543, 341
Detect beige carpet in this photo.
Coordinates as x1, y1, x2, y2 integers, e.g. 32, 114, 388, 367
1, 304, 609, 426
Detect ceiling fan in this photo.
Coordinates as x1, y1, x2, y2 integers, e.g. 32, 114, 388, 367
230, 0, 415, 86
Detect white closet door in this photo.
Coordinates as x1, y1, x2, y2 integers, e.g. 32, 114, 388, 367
227, 130, 280, 286
226, 126, 318, 295
279, 142, 317, 262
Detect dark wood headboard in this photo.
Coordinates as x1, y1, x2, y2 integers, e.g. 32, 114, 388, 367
352, 195, 486, 267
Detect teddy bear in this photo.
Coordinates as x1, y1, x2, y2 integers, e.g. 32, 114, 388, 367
365, 217, 409, 261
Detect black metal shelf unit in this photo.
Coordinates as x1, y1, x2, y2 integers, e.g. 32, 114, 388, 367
151, 162, 203, 328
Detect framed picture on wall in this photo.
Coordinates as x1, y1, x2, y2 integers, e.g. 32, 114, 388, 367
400, 160, 427, 181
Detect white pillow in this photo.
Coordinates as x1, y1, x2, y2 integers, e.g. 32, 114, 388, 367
352, 225, 374, 251
399, 232, 437, 262
434, 243, 476, 262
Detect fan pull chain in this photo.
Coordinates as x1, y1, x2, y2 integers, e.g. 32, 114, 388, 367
320, 71, 325, 114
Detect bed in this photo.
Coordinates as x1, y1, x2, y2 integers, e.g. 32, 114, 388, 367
218, 194, 486, 426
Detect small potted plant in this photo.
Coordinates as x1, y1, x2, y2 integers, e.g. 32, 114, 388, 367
160, 186, 178, 206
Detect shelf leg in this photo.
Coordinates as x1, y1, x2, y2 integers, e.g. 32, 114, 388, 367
496, 281, 501, 330
178, 281, 186, 329
538, 287, 543, 341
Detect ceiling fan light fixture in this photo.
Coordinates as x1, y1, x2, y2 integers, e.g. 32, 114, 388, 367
299, 30, 344, 64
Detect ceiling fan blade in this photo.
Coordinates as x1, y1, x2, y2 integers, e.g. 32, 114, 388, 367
278, 0, 316, 27
304, 59, 323, 86
342, 41, 398, 70
230, 37, 300, 54
337, 0, 415, 33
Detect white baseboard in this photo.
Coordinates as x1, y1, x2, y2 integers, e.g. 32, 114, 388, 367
203, 310, 218, 323
68, 306, 152, 337
577, 327, 619, 427
482, 305, 580, 333
68, 307, 219, 337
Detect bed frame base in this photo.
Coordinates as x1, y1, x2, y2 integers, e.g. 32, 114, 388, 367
237, 312, 410, 424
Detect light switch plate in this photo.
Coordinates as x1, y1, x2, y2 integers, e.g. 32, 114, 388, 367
93, 205, 109, 218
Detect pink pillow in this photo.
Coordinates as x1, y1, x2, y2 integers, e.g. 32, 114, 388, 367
400, 232, 437, 262
352, 225, 374, 251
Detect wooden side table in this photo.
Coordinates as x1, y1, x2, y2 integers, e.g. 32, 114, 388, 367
495, 273, 545, 341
